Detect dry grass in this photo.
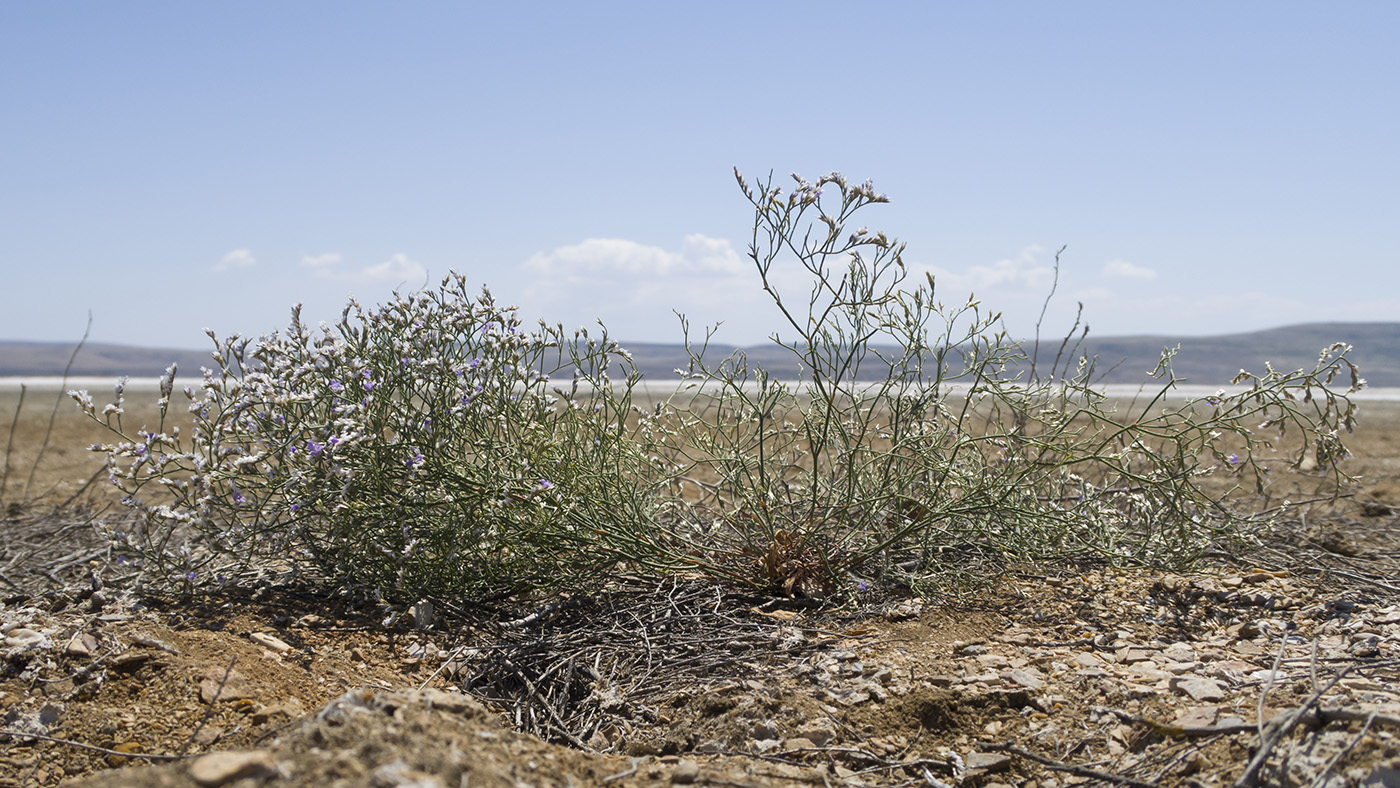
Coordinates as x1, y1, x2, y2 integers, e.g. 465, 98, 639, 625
8, 379, 1396, 523
1, 384, 195, 507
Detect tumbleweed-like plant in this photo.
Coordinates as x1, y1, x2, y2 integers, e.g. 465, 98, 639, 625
645, 169, 1362, 595
73, 276, 658, 598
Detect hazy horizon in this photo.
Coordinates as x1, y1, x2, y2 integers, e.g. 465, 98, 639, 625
4, 3, 1397, 351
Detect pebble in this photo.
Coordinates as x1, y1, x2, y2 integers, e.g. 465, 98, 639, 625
671, 758, 701, 784
250, 632, 293, 653
187, 750, 278, 787
1172, 676, 1227, 702
965, 751, 1012, 775
199, 666, 256, 703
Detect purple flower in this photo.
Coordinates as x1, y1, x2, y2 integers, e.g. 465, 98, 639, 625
537, 478, 553, 491
307, 439, 325, 457
1227, 453, 1241, 465
330, 378, 344, 392
406, 453, 425, 468
186, 571, 197, 583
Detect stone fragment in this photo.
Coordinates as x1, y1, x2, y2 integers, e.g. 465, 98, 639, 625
1116, 647, 1154, 664
249, 632, 292, 653
3, 628, 46, 648
1003, 668, 1045, 690
976, 654, 1010, 669
671, 759, 700, 784
1127, 663, 1171, 682
1172, 676, 1226, 702
252, 698, 304, 726
187, 750, 277, 787
110, 651, 153, 671
419, 688, 480, 715
1072, 652, 1103, 667
965, 751, 1012, 774
371, 758, 442, 788
1173, 706, 1220, 729
65, 632, 99, 656
130, 634, 178, 654
200, 666, 255, 703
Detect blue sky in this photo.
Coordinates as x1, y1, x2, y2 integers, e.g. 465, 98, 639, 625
2, 2, 1396, 351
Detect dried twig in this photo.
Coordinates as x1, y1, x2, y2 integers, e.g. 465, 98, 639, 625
987, 742, 1167, 788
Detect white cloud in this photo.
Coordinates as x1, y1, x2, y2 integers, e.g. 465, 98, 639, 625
519, 234, 768, 341
301, 252, 343, 268
908, 245, 1057, 296
1103, 259, 1157, 280
214, 248, 255, 272
359, 253, 428, 287
523, 234, 747, 279
309, 253, 428, 288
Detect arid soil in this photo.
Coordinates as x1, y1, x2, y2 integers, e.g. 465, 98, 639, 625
2, 391, 1399, 787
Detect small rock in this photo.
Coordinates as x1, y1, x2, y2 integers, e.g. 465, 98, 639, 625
965, 751, 1012, 774
419, 688, 480, 715
252, 698, 304, 726
976, 654, 1010, 669
250, 632, 293, 653
1173, 706, 1220, 729
751, 721, 779, 740
109, 651, 153, 671
3, 628, 46, 648
107, 741, 144, 768
671, 759, 701, 784
409, 599, 436, 630
1003, 668, 1045, 690
188, 750, 277, 787
200, 666, 255, 703
371, 758, 442, 788
65, 632, 98, 656
1171, 676, 1226, 702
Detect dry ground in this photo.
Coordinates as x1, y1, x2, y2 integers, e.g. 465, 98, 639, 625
2, 385, 1398, 788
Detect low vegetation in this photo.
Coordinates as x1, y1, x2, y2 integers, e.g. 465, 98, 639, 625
68, 169, 1364, 601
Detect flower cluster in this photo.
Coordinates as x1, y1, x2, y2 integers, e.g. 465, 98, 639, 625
77, 273, 657, 598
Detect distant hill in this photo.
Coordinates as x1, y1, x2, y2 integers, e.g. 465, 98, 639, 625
626, 322, 1397, 387
2, 322, 1396, 386
0, 341, 213, 378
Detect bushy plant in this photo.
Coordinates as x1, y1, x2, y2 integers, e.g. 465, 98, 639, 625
73, 276, 657, 598
645, 169, 1362, 595
74, 170, 1362, 601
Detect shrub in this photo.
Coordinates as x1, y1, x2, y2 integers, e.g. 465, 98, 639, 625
74, 169, 1363, 600
73, 279, 657, 598
643, 169, 1362, 595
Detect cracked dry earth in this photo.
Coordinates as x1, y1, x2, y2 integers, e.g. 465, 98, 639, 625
3, 514, 1400, 788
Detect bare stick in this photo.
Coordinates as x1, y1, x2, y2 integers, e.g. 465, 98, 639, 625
1, 384, 25, 504
987, 743, 1166, 788
0, 729, 188, 761
23, 313, 92, 500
